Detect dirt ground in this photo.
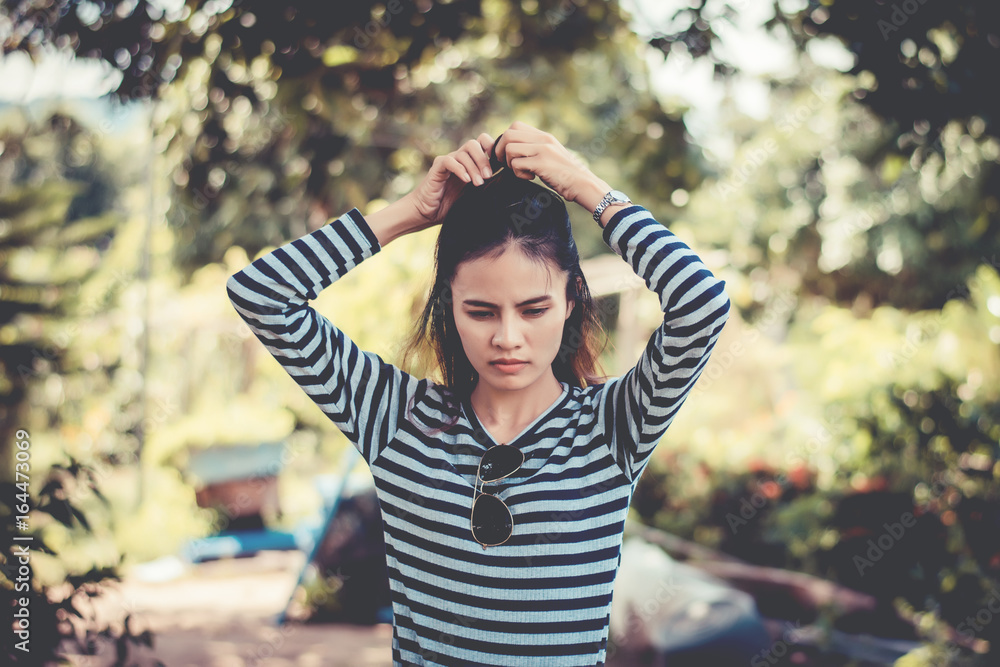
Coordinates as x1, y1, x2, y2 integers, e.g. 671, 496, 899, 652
67, 550, 394, 667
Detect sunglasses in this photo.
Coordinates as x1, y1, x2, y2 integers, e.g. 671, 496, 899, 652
471, 443, 524, 549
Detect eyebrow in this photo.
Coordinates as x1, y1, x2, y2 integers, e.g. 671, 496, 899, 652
461, 295, 553, 308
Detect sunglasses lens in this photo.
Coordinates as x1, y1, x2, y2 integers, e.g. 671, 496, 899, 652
472, 494, 513, 545
479, 445, 524, 482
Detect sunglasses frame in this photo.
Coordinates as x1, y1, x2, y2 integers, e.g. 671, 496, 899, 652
471, 443, 524, 549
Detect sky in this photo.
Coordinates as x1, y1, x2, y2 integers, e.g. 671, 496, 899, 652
619, 0, 855, 161
0, 45, 121, 104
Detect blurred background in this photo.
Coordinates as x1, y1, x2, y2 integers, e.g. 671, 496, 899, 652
1, 0, 999, 665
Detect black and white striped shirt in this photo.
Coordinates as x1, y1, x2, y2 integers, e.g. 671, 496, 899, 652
227, 204, 730, 666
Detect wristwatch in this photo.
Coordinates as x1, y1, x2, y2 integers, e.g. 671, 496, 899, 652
592, 190, 632, 224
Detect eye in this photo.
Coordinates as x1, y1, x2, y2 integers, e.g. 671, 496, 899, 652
468, 311, 493, 319
524, 308, 548, 316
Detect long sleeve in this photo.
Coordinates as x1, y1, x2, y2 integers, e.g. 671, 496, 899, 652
226, 208, 420, 466
596, 205, 731, 482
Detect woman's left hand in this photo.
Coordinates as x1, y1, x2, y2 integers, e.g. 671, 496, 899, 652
492, 122, 612, 213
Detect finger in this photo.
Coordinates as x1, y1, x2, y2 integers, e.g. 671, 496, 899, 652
476, 133, 496, 178
477, 133, 495, 151
507, 155, 537, 181
502, 145, 533, 181
459, 138, 493, 182
439, 154, 474, 184
427, 155, 455, 183
452, 148, 485, 185
502, 125, 555, 147
494, 131, 536, 170
508, 120, 541, 134
505, 150, 573, 198
504, 142, 539, 181
500, 140, 539, 166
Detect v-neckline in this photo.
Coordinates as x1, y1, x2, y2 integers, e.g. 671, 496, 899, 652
462, 381, 569, 449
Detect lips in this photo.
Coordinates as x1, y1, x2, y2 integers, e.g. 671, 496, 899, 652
490, 359, 528, 372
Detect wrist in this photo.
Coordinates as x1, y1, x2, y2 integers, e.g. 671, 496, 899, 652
572, 176, 613, 218
366, 194, 421, 246
574, 178, 631, 228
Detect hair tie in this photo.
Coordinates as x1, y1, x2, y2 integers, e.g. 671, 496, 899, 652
489, 133, 506, 174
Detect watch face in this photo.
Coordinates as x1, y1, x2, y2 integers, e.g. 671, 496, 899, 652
610, 190, 630, 203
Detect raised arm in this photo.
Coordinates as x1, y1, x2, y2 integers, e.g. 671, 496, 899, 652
597, 206, 731, 481
490, 122, 731, 480
226, 209, 420, 465
226, 133, 505, 464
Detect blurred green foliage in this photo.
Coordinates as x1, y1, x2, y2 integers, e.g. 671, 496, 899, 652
1, 0, 999, 663
4, 0, 699, 273
0, 455, 160, 664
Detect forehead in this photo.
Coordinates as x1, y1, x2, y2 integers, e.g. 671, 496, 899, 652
450, 245, 565, 300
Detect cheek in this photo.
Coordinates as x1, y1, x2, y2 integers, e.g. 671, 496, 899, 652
543, 314, 569, 345
454, 316, 488, 353
453, 317, 473, 345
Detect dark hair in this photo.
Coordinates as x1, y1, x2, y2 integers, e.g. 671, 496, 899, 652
398, 169, 609, 433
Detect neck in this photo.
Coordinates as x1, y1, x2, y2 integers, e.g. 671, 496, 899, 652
470, 371, 564, 433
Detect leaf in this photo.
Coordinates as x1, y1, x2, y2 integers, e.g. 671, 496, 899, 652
68, 503, 91, 531
38, 478, 63, 502
87, 475, 110, 505
67, 565, 120, 589
39, 498, 74, 528
32, 538, 57, 555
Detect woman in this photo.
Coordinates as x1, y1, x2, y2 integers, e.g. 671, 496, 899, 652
227, 122, 731, 666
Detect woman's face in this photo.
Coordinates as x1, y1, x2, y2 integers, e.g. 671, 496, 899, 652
450, 244, 575, 392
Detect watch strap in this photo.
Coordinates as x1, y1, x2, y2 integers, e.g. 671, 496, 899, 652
592, 190, 631, 223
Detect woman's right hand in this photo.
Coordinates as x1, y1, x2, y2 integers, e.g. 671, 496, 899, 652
405, 133, 496, 230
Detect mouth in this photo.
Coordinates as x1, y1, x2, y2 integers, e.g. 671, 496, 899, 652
490, 359, 528, 373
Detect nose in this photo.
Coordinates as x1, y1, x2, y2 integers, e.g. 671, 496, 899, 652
492, 313, 524, 348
